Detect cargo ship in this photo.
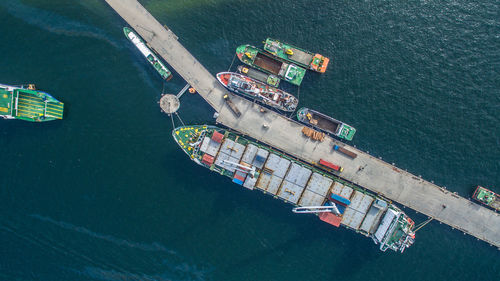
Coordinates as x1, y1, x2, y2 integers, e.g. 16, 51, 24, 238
472, 186, 500, 211
236, 45, 306, 86
216, 72, 298, 112
297, 108, 356, 141
237, 65, 280, 87
263, 38, 330, 73
173, 125, 416, 253
123, 27, 173, 81
0, 83, 64, 122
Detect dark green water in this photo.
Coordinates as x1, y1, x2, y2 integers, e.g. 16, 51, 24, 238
1, 0, 499, 280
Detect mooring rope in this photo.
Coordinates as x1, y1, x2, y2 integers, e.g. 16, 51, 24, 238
227, 53, 237, 72
170, 113, 175, 128
175, 112, 185, 127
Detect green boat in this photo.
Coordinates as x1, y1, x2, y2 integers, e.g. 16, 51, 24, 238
472, 186, 500, 211
173, 125, 416, 253
297, 108, 356, 141
263, 38, 330, 73
236, 44, 306, 86
0, 83, 64, 122
123, 27, 173, 81
237, 65, 280, 87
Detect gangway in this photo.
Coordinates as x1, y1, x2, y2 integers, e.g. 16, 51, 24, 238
176, 84, 190, 98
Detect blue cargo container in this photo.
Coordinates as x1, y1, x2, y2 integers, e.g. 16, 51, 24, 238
330, 193, 351, 206
232, 178, 244, 185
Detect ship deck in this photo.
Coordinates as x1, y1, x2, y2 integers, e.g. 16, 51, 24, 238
105, 0, 500, 249
0, 89, 13, 116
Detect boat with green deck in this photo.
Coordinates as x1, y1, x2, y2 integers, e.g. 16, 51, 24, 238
237, 66, 280, 87
173, 125, 416, 253
0, 83, 64, 122
263, 38, 330, 73
297, 107, 356, 141
472, 186, 500, 211
236, 44, 306, 86
123, 27, 173, 81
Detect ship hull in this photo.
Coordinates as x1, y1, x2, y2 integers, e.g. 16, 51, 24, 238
123, 27, 173, 81
263, 38, 330, 73
216, 72, 298, 112
297, 108, 356, 141
237, 66, 280, 87
0, 83, 64, 122
236, 45, 306, 86
172, 125, 415, 253
473, 186, 500, 211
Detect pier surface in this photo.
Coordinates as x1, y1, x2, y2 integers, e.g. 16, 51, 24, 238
105, 0, 500, 248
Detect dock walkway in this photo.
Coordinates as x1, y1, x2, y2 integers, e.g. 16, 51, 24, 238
105, 0, 500, 248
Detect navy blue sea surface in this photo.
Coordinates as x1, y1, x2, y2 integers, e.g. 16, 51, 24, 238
0, 0, 499, 280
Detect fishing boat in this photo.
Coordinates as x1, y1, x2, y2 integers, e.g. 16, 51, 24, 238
237, 65, 280, 87
0, 83, 64, 122
173, 125, 416, 253
472, 186, 500, 211
123, 27, 173, 81
263, 38, 330, 73
297, 108, 356, 141
216, 72, 298, 112
236, 45, 306, 86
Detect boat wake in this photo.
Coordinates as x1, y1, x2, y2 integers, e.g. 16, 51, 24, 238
30, 214, 174, 253
0, 0, 120, 49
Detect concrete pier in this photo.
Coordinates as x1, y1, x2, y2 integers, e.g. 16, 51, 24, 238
105, 0, 500, 248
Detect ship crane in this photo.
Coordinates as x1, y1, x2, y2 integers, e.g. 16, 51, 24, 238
293, 204, 341, 215
220, 160, 256, 178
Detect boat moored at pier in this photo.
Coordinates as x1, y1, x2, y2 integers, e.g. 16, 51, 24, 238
0, 83, 64, 122
173, 125, 415, 253
297, 108, 356, 141
472, 186, 500, 211
236, 44, 306, 86
123, 27, 173, 81
263, 38, 330, 73
217, 72, 298, 112
237, 65, 280, 87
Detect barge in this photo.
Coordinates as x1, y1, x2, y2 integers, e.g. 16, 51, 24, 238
236, 44, 306, 86
216, 72, 298, 112
472, 186, 500, 211
297, 107, 356, 141
124, 27, 173, 81
237, 65, 280, 87
263, 38, 330, 73
0, 83, 64, 122
173, 125, 416, 253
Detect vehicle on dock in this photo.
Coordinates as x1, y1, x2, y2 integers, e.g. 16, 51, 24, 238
0, 83, 64, 122
123, 27, 173, 81
223, 94, 241, 118
172, 125, 416, 253
236, 44, 306, 86
263, 38, 330, 73
297, 107, 356, 141
237, 65, 280, 87
472, 186, 500, 211
216, 72, 298, 112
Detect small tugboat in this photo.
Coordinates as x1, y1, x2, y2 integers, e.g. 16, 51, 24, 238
0, 83, 64, 122
237, 66, 280, 87
236, 45, 306, 86
123, 27, 173, 81
297, 108, 356, 141
263, 38, 330, 73
217, 72, 298, 112
173, 125, 415, 253
472, 186, 500, 211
